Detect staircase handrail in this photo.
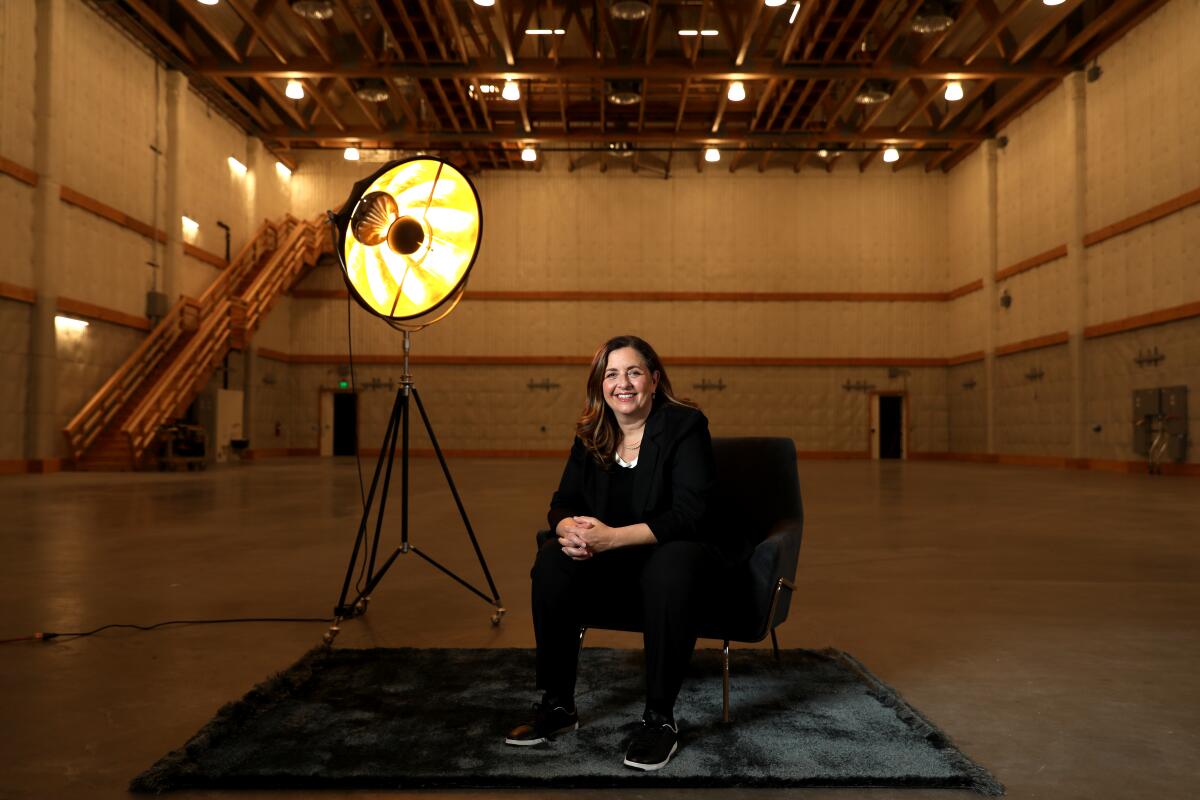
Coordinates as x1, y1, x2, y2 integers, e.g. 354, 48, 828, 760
197, 218, 282, 317
240, 216, 329, 334
121, 299, 232, 457
61, 297, 198, 461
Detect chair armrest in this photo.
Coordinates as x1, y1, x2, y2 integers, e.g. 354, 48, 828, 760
746, 518, 803, 632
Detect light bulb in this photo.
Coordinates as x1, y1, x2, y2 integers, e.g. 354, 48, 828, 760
343, 147, 360, 161
473, 0, 495, 5
883, 147, 899, 163
502, 80, 520, 101
285, 79, 305, 100
1042, 0, 1065, 5
275, 161, 292, 179
817, 149, 829, 158
705, 147, 720, 163
196, 0, 219, 5
765, 0, 787, 6
944, 81, 964, 102
521, 146, 537, 162
727, 81, 746, 102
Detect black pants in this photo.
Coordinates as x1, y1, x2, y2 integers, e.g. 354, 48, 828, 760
531, 537, 724, 718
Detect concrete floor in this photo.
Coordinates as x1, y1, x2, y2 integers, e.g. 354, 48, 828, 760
0, 457, 1197, 800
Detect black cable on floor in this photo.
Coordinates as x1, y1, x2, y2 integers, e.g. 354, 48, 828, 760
1, 616, 334, 645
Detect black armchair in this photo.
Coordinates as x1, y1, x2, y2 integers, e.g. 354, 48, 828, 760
536, 436, 804, 722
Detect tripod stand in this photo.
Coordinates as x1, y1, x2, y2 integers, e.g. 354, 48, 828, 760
325, 332, 505, 645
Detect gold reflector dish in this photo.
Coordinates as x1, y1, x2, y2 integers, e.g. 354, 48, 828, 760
333, 157, 482, 330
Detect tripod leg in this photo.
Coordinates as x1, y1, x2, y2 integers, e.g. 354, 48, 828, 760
333, 388, 403, 617
367, 391, 406, 580
401, 386, 410, 549
411, 387, 503, 607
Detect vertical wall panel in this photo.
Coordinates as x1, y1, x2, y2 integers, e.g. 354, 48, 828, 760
0, 0, 37, 288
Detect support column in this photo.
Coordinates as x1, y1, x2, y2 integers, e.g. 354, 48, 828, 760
25, 0, 67, 465
162, 70, 188, 305
243, 345, 256, 446
1066, 71, 1089, 461
983, 139, 999, 455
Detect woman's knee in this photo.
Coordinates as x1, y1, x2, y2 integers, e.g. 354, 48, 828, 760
531, 538, 575, 586
640, 540, 713, 598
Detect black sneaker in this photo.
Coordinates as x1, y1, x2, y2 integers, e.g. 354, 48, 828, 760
504, 701, 579, 746
623, 710, 679, 770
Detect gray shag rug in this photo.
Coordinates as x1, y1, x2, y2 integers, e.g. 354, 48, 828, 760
131, 646, 1003, 794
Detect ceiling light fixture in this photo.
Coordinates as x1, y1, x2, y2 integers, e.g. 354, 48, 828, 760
289, 0, 335, 20
521, 146, 538, 162
473, 0, 495, 6
227, 156, 247, 175
197, 0, 219, 5
344, 147, 361, 161
275, 161, 293, 179
355, 80, 390, 103
727, 80, 746, 102
944, 80, 964, 102
611, 0, 651, 20
855, 79, 892, 104
910, 1, 954, 34
285, 79, 305, 100
1042, 0, 1066, 5
883, 147, 900, 163
789, 2, 802, 23
700, 29, 719, 36
502, 80, 520, 101
704, 147, 720, 163
607, 79, 643, 105
678, 29, 698, 35
765, 0, 787, 6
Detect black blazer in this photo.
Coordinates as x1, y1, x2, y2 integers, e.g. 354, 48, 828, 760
547, 404, 715, 546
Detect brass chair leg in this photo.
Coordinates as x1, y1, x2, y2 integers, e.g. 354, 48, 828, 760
771, 628, 780, 660
577, 626, 587, 655
722, 640, 731, 723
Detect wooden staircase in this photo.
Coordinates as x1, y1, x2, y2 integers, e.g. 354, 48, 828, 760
64, 214, 330, 470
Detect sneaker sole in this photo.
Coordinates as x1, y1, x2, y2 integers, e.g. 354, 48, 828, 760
623, 740, 678, 771
504, 721, 578, 746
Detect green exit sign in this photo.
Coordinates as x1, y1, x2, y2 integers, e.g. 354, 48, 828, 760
338, 380, 349, 389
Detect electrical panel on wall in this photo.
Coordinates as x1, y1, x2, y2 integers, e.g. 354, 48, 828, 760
1131, 386, 1188, 463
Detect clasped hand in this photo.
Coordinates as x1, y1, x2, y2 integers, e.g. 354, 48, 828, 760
557, 516, 617, 561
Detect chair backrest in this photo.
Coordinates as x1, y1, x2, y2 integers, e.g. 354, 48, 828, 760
706, 437, 803, 559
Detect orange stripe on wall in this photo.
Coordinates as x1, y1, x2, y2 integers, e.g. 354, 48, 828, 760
183, 243, 229, 269
995, 244, 1068, 282
947, 279, 984, 300
56, 297, 151, 331
256, 353, 954, 368
1083, 300, 1200, 339
994, 331, 1069, 357
290, 289, 956, 303
947, 350, 985, 366
0, 282, 37, 304
1084, 186, 1200, 248
59, 186, 167, 243
0, 156, 37, 187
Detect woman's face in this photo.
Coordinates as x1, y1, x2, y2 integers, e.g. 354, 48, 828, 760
602, 346, 659, 422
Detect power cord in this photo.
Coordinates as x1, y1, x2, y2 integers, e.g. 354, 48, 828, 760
1, 615, 334, 645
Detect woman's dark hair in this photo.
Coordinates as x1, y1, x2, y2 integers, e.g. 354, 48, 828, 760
576, 335, 696, 465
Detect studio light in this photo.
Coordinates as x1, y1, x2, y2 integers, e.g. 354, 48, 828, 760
285, 79, 305, 100
344, 147, 360, 161
945, 81, 964, 102
705, 147, 721, 162
502, 80, 520, 101
324, 156, 503, 641
883, 147, 900, 163
727, 80, 746, 102
334, 157, 481, 328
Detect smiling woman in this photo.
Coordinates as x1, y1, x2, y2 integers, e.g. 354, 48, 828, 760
504, 335, 726, 772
